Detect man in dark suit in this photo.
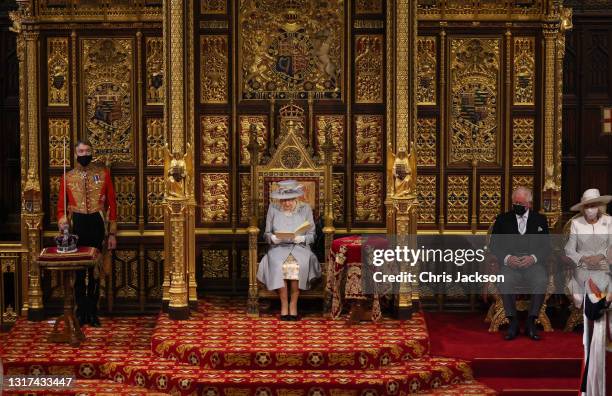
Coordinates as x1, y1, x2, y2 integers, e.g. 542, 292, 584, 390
489, 186, 550, 341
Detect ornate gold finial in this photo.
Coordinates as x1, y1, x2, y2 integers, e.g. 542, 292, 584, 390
560, 7, 573, 32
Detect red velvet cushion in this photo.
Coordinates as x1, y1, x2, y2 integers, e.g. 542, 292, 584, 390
38, 246, 100, 262
331, 236, 389, 263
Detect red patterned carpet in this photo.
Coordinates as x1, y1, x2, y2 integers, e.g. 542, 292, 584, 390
0, 299, 496, 395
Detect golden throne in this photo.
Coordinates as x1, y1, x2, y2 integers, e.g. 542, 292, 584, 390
246, 103, 335, 315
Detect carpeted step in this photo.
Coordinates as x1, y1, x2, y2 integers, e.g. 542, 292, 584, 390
152, 300, 429, 370
471, 358, 583, 378
479, 376, 580, 396
420, 381, 497, 395
100, 354, 475, 395
1, 379, 169, 395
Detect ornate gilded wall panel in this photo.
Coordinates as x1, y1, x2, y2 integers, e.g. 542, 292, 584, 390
146, 176, 165, 224
82, 38, 134, 165
333, 173, 344, 223
146, 118, 165, 167
417, 175, 437, 224
416, 118, 437, 167
48, 118, 70, 168
512, 175, 534, 192
145, 37, 164, 106
315, 115, 344, 164
240, 250, 249, 279
200, 35, 228, 104
47, 38, 69, 106
200, 115, 230, 166
48, 176, 61, 225
354, 172, 383, 222
239, 0, 343, 100
114, 250, 138, 300
202, 249, 230, 279
113, 176, 137, 224
200, 173, 230, 223
512, 117, 535, 167
239, 173, 250, 223
145, 250, 163, 300
354, 115, 383, 164
356, 0, 383, 15
239, 116, 268, 165
201, 0, 226, 14
479, 175, 501, 224
447, 175, 469, 224
513, 37, 535, 106
355, 35, 384, 104
417, 36, 437, 105
449, 38, 500, 165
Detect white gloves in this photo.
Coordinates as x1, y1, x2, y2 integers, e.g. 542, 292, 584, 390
271, 235, 281, 244
294, 235, 306, 244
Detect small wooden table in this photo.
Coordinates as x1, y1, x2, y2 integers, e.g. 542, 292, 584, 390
37, 247, 101, 347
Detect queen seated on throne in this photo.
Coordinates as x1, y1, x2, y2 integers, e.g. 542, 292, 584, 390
256, 180, 321, 321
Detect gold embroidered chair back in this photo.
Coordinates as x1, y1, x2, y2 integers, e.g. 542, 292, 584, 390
246, 103, 335, 314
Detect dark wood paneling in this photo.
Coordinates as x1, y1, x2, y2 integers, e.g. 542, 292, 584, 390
562, 13, 612, 215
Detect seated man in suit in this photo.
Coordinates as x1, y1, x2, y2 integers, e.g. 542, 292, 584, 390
489, 186, 551, 341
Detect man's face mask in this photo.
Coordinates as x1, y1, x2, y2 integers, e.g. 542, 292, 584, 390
584, 207, 599, 220
512, 203, 527, 216
77, 155, 92, 167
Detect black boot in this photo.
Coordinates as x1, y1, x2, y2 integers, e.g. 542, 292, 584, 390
504, 316, 519, 340
525, 316, 541, 340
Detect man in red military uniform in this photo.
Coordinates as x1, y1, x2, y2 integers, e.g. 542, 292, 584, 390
57, 140, 117, 327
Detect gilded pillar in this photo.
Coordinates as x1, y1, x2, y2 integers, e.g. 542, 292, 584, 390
163, 0, 193, 320
541, 5, 570, 228
10, 2, 45, 321
388, 0, 418, 319
247, 125, 260, 316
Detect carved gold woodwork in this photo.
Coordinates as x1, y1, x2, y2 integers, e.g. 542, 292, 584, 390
48, 176, 61, 225
356, 0, 383, 14
82, 38, 134, 165
145, 250, 164, 300
354, 172, 384, 222
240, 173, 251, 223
513, 37, 535, 106
202, 249, 230, 279
355, 35, 384, 104
449, 38, 500, 165
114, 176, 137, 224
239, 0, 343, 100
201, 0, 226, 15
200, 116, 229, 166
512, 117, 535, 167
163, 143, 194, 199
332, 173, 344, 223
479, 175, 501, 224
355, 115, 383, 165
239, 116, 268, 165
240, 251, 249, 279
47, 38, 69, 106
512, 175, 534, 192
114, 250, 138, 300
417, 37, 437, 105
145, 37, 164, 106
146, 176, 165, 224
48, 118, 70, 168
416, 175, 436, 224
200, 173, 230, 223
146, 118, 165, 167
389, 143, 417, 199
416, 118, 437, 167
417, 0, 546, 20
315, 115, 344, 164
447, 175, 469, 224
200, 35, 228, 104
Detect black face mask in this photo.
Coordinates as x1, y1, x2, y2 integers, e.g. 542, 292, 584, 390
512, 204, 527, 216
77, 155, 92, 167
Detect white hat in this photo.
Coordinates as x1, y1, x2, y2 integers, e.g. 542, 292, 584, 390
569, 188, 612, 211
270, 180, 304, 200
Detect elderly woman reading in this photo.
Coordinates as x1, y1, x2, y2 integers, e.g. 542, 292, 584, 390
257, 180, 321, 321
